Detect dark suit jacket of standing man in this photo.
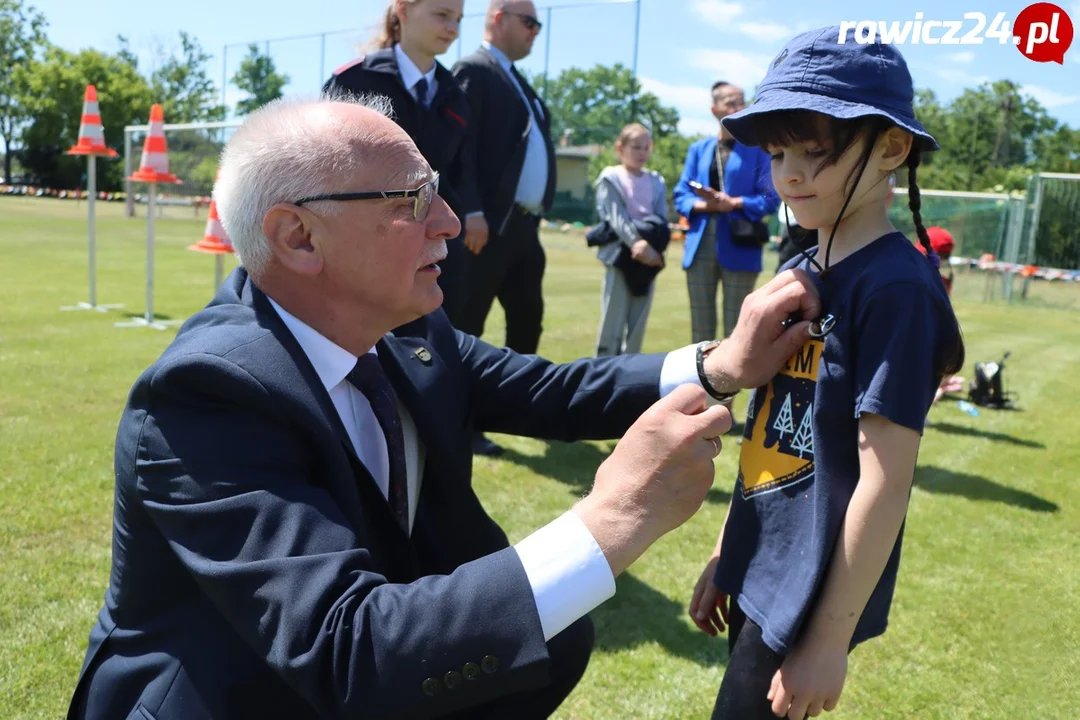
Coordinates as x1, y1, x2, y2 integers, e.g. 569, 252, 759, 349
450, 43, 556, 354
323, 46, 482, 325
66, 267, 695, 720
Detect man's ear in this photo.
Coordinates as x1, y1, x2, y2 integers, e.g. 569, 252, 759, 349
263, 204, 324, 276
876, 127, 914, 173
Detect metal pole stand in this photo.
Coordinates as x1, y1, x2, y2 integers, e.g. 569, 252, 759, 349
116, 187, 182, 331
62, 155, 124, 313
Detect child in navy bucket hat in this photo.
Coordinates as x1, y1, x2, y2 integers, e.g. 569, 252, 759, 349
688, 26, 966, 720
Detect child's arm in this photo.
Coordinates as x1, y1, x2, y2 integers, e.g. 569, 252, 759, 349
767, 412, 921, 720
689, 502, 733, 636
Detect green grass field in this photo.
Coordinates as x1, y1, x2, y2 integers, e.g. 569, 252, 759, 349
1, 195, 1078, 718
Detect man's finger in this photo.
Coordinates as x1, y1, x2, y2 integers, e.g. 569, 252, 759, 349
658, 383, 709, 416
770, 321, 812, 359
761, 277, 822, 323
688, 403, 733, 439
759, 269, 821, 318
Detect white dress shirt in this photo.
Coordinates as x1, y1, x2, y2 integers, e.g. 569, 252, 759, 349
394, 43, 437, 106
482, 40, 549, 214
269, 299, 704, 641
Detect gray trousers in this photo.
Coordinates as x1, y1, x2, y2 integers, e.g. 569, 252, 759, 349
596, 265, 655, 356
687, 217, 760, 343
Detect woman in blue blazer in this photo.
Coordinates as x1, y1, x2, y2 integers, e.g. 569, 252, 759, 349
673, 82, 780, 346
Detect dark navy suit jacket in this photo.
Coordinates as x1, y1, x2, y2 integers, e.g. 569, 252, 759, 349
68, 268, 665, 720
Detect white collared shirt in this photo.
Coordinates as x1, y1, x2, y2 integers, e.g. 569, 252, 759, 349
482, 40, 549, 213
394, 43, 437, 106
267, 298, 704, 641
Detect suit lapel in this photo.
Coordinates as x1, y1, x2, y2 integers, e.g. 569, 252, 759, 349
245, 281, 410, 539
375, 332, 457, 476
699, 136, 718, 189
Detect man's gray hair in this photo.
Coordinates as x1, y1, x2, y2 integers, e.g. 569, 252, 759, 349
214, 92, 395, 279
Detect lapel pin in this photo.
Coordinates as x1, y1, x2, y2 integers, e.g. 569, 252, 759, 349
414, 347, 432, 365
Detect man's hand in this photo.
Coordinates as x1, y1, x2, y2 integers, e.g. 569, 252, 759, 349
572, 384, 731, 577
703, 269, 822, 393
464, 214, 489, 255
767, 636, 848, 719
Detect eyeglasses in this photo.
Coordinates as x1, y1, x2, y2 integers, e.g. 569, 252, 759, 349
506, 11, 542, 31
294, 172, 440, 221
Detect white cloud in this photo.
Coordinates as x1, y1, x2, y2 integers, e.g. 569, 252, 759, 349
638, 77, 716, 138
686, 49, 775, 90
738, 21, 794, 42
639, 77, 711, 113
936, 68, 990, 85
944, 51, 976, 64
679, 116, 720, 137
1021, 84, 1080, 109
690, 0, 745, 28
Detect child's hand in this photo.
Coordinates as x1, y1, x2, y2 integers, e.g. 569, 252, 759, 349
688, 555, 729, 636
631, 240, 663, 267
767, 637, 848, 719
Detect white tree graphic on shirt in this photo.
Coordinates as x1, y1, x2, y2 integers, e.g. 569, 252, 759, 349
773, 393, 795, 439
790, 403, 815, 458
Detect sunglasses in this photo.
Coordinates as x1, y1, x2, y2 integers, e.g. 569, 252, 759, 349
294, 172, 440, 221
505, 11, 542, 31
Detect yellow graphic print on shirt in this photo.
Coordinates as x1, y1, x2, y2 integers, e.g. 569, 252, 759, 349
737, 337, 824, 498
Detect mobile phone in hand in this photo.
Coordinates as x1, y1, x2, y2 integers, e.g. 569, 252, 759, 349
688, 180, 705, 191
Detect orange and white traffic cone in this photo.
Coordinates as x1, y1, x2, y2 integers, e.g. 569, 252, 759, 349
189, 194, 234, 254
67, 85, 118, 158
129, 104, 179, 184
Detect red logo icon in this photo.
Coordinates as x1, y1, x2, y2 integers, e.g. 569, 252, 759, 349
1014, 2, 1074, 63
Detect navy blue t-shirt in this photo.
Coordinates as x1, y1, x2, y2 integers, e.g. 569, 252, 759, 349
713, 232, 958, 655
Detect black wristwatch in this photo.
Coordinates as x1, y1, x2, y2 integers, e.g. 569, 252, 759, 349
696, 340, 738, 402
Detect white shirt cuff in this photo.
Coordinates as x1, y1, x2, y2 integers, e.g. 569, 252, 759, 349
659, 343, 704, 398
514, 510, 616, 641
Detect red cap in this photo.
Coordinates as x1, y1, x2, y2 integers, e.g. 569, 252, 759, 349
925, 226, 955, 255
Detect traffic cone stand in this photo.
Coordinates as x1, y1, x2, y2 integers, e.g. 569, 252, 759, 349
188, 181, 235, 291
117, 105, 183, 331
61, 84, 123, 313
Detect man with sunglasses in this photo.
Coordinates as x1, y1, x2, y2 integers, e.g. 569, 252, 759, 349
68, 96, 821, 720
452, 0, 554, 457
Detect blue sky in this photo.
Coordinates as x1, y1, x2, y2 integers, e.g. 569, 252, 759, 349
31, 0, 1080, 135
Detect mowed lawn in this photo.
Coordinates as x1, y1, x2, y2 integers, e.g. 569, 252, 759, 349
1, 195, 1077, 719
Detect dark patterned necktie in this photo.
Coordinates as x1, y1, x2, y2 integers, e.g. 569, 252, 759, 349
414, 77, 429, 108
346, 354, 409, 533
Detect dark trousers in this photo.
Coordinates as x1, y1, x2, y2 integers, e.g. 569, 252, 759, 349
438, 234, 470, 328
711, 600, 786, 720
447, 615, 594, 719
457, 209, 546, 354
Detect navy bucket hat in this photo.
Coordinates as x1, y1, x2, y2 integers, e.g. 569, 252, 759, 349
722, 25, 939, 151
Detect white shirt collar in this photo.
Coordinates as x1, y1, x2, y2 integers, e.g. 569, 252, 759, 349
266, 296, 374, 393
482, 40, 513, 71
393, 43, 436, 96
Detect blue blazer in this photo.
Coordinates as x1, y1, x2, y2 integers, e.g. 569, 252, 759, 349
67, 269, 665, 720
672, 137, 780, 273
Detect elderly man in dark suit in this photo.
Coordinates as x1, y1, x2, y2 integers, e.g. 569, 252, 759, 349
66, 95, 820, 720
452, 0, 555, 456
